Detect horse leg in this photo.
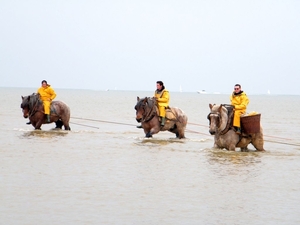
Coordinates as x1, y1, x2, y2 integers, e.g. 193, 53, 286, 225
64, 124, 71, 131
240, 147, 249, 152
177, 128, 186, 139
55, 120, 63, 129
60, 115, 71, 130
175, 124, 185, 139
251, 138, 265, 151
61, 120, 71, 130
145, 132, 152, 138
228, 143, 236, 151
34, 120, 43, 130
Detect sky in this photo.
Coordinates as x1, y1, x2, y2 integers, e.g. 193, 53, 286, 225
0, 0, 299, 95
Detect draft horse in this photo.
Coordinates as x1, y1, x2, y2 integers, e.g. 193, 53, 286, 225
21, 93, 71, 130
207, 104, 264, 151
135, 97, 188, 138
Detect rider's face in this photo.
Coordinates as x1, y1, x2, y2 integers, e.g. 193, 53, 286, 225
156, 83, 162, 90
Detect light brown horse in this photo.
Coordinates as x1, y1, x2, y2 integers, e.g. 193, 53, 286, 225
207, 104, 264, 151
135, 97, 188, 138
21, 93, 71, 130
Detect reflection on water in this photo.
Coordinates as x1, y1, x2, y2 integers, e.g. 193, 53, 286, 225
207, 150, 262, 165
205, 149, 263, 178
21, 129, 69, 138
141, 138, 185, 144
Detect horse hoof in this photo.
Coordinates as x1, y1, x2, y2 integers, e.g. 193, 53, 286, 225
145, 133, 152, 138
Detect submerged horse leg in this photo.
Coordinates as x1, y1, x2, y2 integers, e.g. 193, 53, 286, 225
55, 120, 63, 129
145, 132, 152, 138
144, 126, 160, 138
60, 116, 71, 130
34, 120, 43, 130
176, 128, 185, 139
64, 124, 71, 130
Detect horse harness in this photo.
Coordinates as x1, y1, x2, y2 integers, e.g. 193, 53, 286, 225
139, 98, 179, 123
207, 104, 234, 135
25, 94, 58, 118
139, 98, 157, 123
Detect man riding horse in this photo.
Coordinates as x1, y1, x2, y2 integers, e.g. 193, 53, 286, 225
230, 84, 249, 135
137, 80, 170, 128
26, 80, 57, 124
38, 80, 57, 123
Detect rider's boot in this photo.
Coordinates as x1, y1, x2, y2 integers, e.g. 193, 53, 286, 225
235, 126, 241, 135
46, 114, 51, 123
26, 121, 31, 125
160, 117, 165, 127
136, 125, 143, 128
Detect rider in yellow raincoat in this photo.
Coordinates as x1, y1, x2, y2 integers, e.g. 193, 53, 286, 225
230, 84, 249, 134
154, 81, 170, 127
37, 80, 56, 123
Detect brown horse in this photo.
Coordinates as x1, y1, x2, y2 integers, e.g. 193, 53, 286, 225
207, 104, 264, 151
21, 93, 71, 130
135, 97, 188, 138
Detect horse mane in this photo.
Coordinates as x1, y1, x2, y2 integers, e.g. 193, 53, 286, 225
29, 93, 42, 109
146, 97, 156, 109
136, 97, 156, 109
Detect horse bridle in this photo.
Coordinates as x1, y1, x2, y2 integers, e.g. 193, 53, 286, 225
23, 95, 41, 118
140, 98, 157, 123
207, 104, 233, 135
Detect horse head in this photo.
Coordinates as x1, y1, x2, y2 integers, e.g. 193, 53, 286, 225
207, 104, 229, 135
21, 95, 31, 118
20, 93, 41, 118
134, 97, 156, 122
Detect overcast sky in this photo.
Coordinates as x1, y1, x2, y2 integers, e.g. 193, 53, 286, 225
1, 1, 299, 95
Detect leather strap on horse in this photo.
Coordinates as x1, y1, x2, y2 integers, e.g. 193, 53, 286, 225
28, 96, 41, 118
165, 108, 181, 123
142, 98, 157, 123
220, 104, 234, 135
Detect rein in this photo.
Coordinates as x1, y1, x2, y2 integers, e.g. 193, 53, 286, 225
27, 95, 42, 118
208, 104, 234, 135
141, 98, 157, 123
220, 104, 234, 135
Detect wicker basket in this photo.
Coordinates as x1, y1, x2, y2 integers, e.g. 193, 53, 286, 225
241, 114, 261, 134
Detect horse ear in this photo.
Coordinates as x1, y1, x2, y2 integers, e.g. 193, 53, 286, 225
209, 104, 213, 109
21, 96, 24, 100
218, 105, 223, 112
137, 96, 140, 101
143, 98, 147, 103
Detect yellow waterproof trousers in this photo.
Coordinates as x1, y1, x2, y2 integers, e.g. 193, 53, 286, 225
158, 106, 166, 117
233, 109, 246, 128
43, 100, 51, 115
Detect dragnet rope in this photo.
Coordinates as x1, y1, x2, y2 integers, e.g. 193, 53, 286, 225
70, 116, 300, 147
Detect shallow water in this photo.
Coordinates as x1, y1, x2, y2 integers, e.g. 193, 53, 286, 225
1, 87, 300, 224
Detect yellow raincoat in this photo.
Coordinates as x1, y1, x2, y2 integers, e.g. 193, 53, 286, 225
230, 91, 249, 127
37, 84, 56, 115
154, 89, 170, 117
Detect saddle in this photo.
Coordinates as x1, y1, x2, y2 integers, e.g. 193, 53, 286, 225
165, 107, 177, 121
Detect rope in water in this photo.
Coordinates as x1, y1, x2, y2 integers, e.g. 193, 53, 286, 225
70, 116, 300, 147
